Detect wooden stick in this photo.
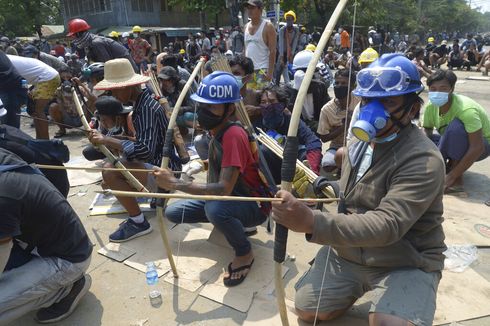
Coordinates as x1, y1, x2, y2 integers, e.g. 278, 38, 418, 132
17, 114, 89, 133
98, 189, 340, 203
33, 164, 182, 174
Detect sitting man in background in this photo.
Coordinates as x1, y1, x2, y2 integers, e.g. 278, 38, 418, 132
317, 69, 359, 173
49, 67, 83, 138
0, 147, 92, 324
423, 69, 490, 193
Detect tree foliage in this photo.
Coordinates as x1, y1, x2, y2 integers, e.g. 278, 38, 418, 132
0, 0, 62, 37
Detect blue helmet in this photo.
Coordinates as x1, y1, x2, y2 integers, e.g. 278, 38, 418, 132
190, 71, 241, 104
353, 54, 424, 98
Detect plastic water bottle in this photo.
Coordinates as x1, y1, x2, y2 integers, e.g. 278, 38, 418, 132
145, 262, 162, 307
21, 79, 28, 89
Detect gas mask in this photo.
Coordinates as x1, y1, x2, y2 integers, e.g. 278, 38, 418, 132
352, 99, 414, 143
351, 100, 390, 142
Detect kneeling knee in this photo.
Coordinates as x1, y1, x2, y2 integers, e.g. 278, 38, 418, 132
295, 307, 344, 322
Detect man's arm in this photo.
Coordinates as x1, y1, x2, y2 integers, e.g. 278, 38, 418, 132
264, 22, 277, 81
318, 126, 344, 142
446, 129, 485, 189
154, 166, 240, 196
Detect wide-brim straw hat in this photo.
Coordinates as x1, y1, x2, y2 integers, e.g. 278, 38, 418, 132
94, 58, 150, 90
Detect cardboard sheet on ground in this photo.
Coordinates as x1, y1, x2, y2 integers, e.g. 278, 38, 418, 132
244, 296, 368, 326
89, 193, 154, 216
434, 267, 490, 325
123, 221, 221, 289
66, 156, 102, 187
199, 242, 290, 313
442, 196, 490, 246
97, 242, 136, 262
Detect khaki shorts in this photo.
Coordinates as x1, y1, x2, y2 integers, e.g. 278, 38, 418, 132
295, 246, 441, 326
32, 75, 61, 100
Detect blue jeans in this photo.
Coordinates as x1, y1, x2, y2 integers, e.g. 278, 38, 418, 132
165, 200, 267, 256
0, 87, 28, 128
431, 119, 490, 162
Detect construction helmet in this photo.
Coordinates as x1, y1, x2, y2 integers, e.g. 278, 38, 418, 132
190, 71, 241, 104
132, 25, 143, 33
358, 47, 379, 64
292, 50, 315, 71
179, 49, 185, 54
305, 43, 316, 52
109, 31, 120, 38
284, 10, 296, 22
67, 18, 91, 37
353, 54, 424, 98
427, 37, 435, 43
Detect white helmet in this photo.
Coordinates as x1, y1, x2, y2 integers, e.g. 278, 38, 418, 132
292, 50, 316, 71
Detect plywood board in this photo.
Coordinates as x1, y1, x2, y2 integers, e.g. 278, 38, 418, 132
97, 242, 136, 262
199, 256, 289, 313
442, 196, 490, 246
434, 268, 490, 325
65, 156, 102, 187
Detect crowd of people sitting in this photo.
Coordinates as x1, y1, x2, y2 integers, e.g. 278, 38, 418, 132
1, 0, 490, 324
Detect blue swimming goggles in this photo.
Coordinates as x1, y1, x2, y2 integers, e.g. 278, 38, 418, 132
356, 67, 414, 92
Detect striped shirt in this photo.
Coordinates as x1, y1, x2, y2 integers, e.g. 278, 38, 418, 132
121, 88, 180, 170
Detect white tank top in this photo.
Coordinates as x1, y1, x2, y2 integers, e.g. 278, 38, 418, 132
245, 19, 270, 70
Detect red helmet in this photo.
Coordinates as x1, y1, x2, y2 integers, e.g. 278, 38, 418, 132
67, 18, 91, 37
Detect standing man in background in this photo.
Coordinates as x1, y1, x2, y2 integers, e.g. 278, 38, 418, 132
244, 0, 276, 89
275, 10, 299, 85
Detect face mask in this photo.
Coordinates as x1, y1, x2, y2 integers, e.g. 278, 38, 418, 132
261, 103, 285, 129
133, 33, 140, 38
351, 100, 390, 142
235, 76, 244, 89
333, 85, 349, 99
108, 126, 122, 134
73, 31, 92, 49
428, 91, 449, 107
197, 107, 226, 130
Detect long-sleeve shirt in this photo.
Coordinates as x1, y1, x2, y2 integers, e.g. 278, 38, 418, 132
120, 89, 180, 170
308, 125, 446, 273
88, 35, 137, 71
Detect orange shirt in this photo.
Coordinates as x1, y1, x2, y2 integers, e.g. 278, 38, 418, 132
340, 30, 350, 48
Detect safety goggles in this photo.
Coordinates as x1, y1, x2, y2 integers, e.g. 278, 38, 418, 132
357, 67, 413, 92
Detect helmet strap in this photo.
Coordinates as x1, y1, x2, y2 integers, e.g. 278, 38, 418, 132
377, 100, 414, 138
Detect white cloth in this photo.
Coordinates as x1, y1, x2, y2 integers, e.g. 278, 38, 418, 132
7, 55, 58, 84
245, 19, 270, 70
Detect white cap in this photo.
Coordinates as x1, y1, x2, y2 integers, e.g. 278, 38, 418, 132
0, 99, 6, 118
225, 50, 233, 56
122, 32, 130, 38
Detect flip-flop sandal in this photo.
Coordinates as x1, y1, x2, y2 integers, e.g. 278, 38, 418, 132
223, 259, 254, 287
445, 186, 468, 198
485, 199, 490, 206
54, 130, 66, 138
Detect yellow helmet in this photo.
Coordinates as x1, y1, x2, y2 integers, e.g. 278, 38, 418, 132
132, 25, 143, 33
179, 49, 186, 54
427, 37, 435, 43
109, 31, 119, 38
284, 10, 296, 22
305, 43, 316, 52
358, 47, 379, 64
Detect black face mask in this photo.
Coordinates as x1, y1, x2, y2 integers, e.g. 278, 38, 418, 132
333, 85, 349, 99
197, 106, 227, 130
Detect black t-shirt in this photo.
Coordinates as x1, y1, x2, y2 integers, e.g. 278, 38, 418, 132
0, 148, 92, 263
433, 45, 448, 56
0, 51, 23, 91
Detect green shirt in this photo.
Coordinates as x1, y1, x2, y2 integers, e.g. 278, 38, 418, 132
423, 93, 490, 143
